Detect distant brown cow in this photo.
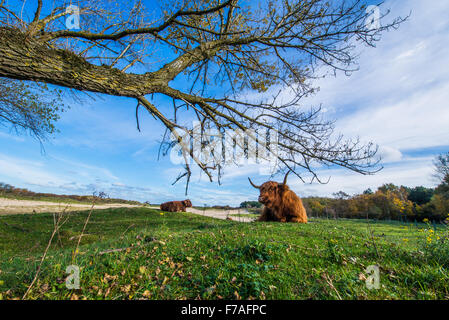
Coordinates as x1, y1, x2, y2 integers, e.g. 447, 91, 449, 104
160, 199, 192, 212
248, 171, 307, 223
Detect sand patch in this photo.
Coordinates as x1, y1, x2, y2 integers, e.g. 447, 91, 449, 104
0, 198, 142, 215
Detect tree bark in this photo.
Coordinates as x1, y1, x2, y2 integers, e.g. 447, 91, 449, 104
0, 27, 167, 97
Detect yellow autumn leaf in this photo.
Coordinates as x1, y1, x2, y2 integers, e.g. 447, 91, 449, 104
186, 257, 193, 262
143, 290, 151, 298
139, 266, 146, 274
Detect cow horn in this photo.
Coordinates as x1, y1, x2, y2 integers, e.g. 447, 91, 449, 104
248, 177, 261, 189
282, 170, 291, 186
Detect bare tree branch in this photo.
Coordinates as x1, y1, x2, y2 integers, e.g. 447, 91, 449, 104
0, 0, 407, 190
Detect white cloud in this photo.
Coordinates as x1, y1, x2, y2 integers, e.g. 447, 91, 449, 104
48, 156, 120, 181
336, 81, 449, 151
302, 0, 449, 154
0, 154, 65, 186
378, 146, 403, 163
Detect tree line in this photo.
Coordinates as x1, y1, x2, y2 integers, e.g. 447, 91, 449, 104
303, 153, 449, 223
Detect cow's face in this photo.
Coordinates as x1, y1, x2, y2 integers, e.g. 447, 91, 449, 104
257, 181, 280, 208
249, 171, 291, 209
183, 199, 192, 207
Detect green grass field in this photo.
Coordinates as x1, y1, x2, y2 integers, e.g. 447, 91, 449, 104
0, 207, 448, 300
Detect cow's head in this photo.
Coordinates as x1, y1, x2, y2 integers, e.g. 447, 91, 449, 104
248, 171, 291, 209
183, 199, 193, 207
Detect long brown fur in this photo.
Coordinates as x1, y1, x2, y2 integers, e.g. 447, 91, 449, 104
250, 179, 307, 223
160, 199, 192, 212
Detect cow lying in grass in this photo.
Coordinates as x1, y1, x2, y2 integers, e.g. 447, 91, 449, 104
248, 171, 307, 223
160, 199, 192, 212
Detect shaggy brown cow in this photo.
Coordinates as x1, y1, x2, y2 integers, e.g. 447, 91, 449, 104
248, 171, 307, 223
160, 199, 192, 212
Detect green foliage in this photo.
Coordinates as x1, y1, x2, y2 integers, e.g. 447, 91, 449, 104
407, 186, 434, 205
304, 181, 449, 222
0, 78, 66, 140
419, 219, 449, 268
435, 176, 449, 199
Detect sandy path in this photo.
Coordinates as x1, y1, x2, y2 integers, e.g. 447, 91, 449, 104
148, 205, 256, 223
186, 207, 256, 222
0, 197, 142, 215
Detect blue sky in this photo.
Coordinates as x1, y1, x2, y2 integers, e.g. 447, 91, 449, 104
1, 0, 449, 206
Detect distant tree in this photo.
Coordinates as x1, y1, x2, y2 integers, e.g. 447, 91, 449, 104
0, 182, 13, 190
240, 201, 262, 208
363, 188, 373, 195
433, 152, 449, 183
433, 153, 449, 199
432, 194, 449, 220
435, 175, 449, 199
304, 199, 325, 217
333, 191, 350, 200
407, 186, 434, 205
378, 183, 399, 194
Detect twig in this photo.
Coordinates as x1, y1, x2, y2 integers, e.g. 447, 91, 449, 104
367, 222, 381, 260
99, 247, 133, 255
120, 224, 136, 239
322, 273, 342, 300
72, 196, 97, 263
22, 206, 69, 299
